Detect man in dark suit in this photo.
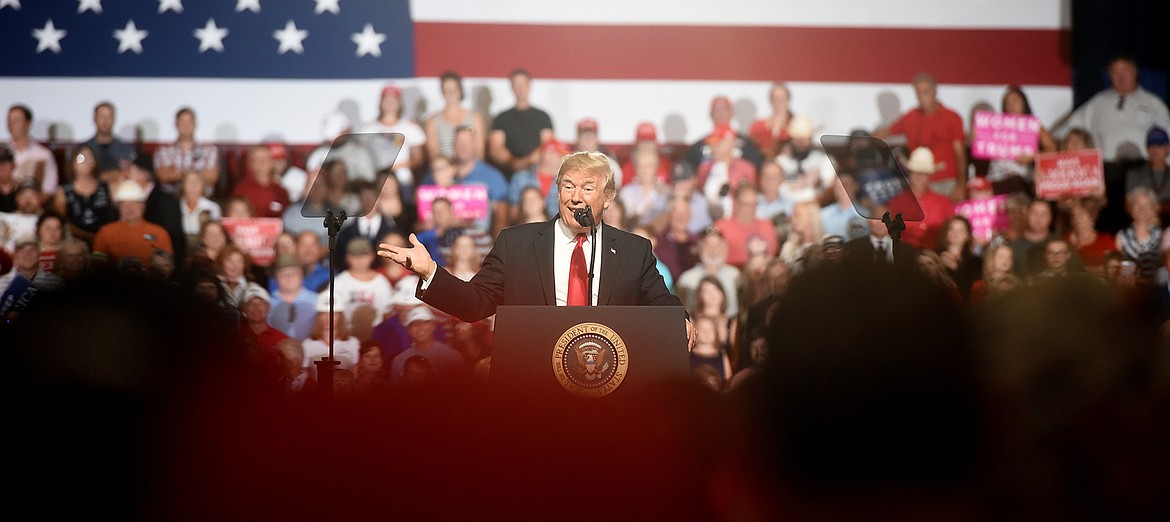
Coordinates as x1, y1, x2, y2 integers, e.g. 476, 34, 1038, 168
379, 151, 695, 348
842, 207, 919, 269
332, 180, 401, 271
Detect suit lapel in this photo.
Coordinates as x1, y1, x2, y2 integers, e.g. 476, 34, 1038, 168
535, 218, 557, 305
598, 224, 618, 305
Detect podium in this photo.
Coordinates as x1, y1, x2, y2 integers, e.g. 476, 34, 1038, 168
489, 305, 691, 400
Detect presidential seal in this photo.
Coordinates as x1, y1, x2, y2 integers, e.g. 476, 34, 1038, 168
552, 322, 629, 398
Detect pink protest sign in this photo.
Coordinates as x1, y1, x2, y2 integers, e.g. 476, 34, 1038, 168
970, 110, 1041, 160
954, 194, 1009, 244
222, 217, 283, 266
1034, 150, 1105, 200
416, 184, 490, 224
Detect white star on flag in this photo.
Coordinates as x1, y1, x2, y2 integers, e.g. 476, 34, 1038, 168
314, 0, 340, 15
351, 24, 386, 58
194, 19, 229, 53
157, 0, 183, 14
235, 0, 260, 13
114, 20, 148, 54
32, 19, 66, 53
273, 20, 308, 54
77, 0, 102, 14
1, 0, 21, 11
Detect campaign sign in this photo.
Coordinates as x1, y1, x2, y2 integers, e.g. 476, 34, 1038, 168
955, 194, 1009, 244
1034, 150, 1105, 200
0, 273, 38, 318
971, 110, 1041, 160
222, 218, 283, 267
416, 184, 490, 224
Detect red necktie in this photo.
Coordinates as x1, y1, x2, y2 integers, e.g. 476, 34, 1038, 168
567, 233, 589, 306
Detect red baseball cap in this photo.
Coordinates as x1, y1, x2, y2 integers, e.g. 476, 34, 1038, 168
267, 143, 288, 160
967, 176, 991, 192
635, 122, 657, 142
577, 118, 598, 133
705, 124, 737, 144
711, 96, 732, 110
542, 139, 569, 156
381, 84, 402, 99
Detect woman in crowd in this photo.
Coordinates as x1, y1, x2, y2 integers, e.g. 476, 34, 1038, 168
1061, 196, 1115, 272
52, 145, 114, 245
936, 215, 983, 299
1115, 186, 1163, 284
353, 340, 392, 398
445, 233, 482, 282
778, 200, 825, 274
179, 170, 222, 247
970, 240, 1019, 303
215, 244, 253, 308
986, 85, 1058, 195
618, 147, 671, 229
35, 211, 65, 274
514, 185, 549, 225
193, 220, 231, 268
917, 249, 962, 302
689, 275, 734, 352
689, 315, 732, 392
749, 82, 794, 158
425, 71, 485, 160
223, 196, 255, 219
374, 172, 418, 235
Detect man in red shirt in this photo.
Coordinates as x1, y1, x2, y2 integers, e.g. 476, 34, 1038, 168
887, 147, 955, 250
876, 73, 968, 202
714, 184, 779, 269
233, 144, 290, 218
239, 282, 288, 380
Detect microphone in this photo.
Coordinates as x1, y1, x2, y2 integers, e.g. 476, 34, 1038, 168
572, 204, 595, 229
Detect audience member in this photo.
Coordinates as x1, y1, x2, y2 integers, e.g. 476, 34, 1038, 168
748, 82, 794, 158
778, 200, 825, 274
361, 84, 427, 194
489, 68, 555, 176
270, 142, 309, 204
433, 124, 510, 236
92, 180, 174, 271
734, 257, 790, 372
6, 104, 59, 202
1115, 186, 1163, 284
842, 204, 920, 268
266, 254, 318, 340
689, 315, 731, 392
445, 233, 482, 281
937, 215, 983, 299
715, 184, 778, 269
619, 122, 673, 187
237, 283, 287, 382
77, 101, 136, 178
820, 174, 868, 241
513, 185, 549, 225
307, 112, 379, 185
888, 147, 956, 250
153, 106, 220, 197
696, 125, 757, 218
390, 306, 466, 384
630, 224, 673, 291
332, 179, 401, 271
0, 236, 63, 293
353, 340, 393, 398
302, 292, 361, 381
126, 158, 185, 267
875, 72, 968, 200
986, 86, 1058, 196
373, 172, 418, 237
1007, 198, 1056, 277
191, 220, 230, 268
51, 145, 114, 245
775, 115, 831, 205
55, 237, 91, 284
676, 228, 741, 317
215, 244, 253, 308
1124, 126, 1170, 221
0, 146, 16, 212
618, 147, 670, 229
573, 117, 623, 189
35, 212, 64, 274
686, 95, 763, 170
507, 139, 566, 221
654, 197, 700, 281
333, 237, 395, 334
425, 71, 485, 161
916, 249, 962, 301
222, 196, 254, 218
233, 144, 290, 219
1060, 196, 1114, 271
968, 239, 1015, 303
1058, 55, 1170, 163
178, 171, 222, 244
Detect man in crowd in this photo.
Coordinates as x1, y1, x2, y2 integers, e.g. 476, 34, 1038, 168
6, 104, 58, 203
686, 95, 763, 171
489, 68, 555, 176
875, 73, 968, 201
78, 101, 136, 178
92, 180, 174, 270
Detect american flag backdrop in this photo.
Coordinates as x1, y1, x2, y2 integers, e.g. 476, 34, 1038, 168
0, 0, 1072, 145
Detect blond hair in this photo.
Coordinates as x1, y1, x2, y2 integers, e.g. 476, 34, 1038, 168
556, 151, 616, 196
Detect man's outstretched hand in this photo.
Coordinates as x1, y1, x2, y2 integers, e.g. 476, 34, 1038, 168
378, 233, 437, 281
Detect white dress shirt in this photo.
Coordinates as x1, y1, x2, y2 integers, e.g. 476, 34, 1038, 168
553, 217, 602, 306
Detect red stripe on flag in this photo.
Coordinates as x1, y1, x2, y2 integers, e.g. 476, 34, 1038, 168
415, 23, 1070, 85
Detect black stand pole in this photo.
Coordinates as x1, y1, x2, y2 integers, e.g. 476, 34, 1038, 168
587, 222, 597, 306
315, 208, 346, 397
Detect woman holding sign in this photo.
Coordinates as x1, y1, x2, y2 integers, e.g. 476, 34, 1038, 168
986, 86, 1059, 196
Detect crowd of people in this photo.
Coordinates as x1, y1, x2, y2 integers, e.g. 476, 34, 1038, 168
5, 61, 1170, 520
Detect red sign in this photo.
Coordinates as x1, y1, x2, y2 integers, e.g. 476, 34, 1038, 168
1034, 150, 1105, 200
971, 110, 1041, 160
222, 217, 283, 267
